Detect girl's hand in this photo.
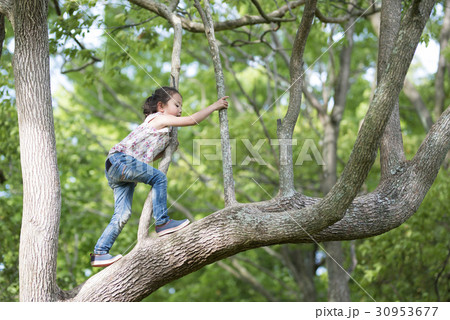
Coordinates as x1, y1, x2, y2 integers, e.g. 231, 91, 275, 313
213, 96, 229, 111
153, 96, 230, 129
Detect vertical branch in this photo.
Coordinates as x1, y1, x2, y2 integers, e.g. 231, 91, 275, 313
277, 0, 317, 197
137, 11, 183, 241
377, 0, 405, 180
193, 0, 236, 206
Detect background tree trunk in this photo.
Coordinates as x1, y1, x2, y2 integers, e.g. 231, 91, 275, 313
322, 12, 355, 302
13, 0, 62, 301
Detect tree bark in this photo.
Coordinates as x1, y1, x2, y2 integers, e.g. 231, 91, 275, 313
14, 0, 62, 301
378, 0, 405, 181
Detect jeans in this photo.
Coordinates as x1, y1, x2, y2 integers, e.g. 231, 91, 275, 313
94, 152, 170, 254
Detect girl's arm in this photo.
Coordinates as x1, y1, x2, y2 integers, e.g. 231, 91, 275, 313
152, 96, 229, 129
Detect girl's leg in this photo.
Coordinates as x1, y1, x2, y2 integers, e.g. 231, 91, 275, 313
110, 153, 170, 225
94, 181, 135, 254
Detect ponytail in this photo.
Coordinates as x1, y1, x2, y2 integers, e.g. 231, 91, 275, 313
143, 86, 181, 118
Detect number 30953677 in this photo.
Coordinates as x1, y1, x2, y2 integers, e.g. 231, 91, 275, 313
375, 307, 438, 317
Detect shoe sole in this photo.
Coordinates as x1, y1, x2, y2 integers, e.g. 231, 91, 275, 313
157, 220, 190, 237
91, 254, 123, 267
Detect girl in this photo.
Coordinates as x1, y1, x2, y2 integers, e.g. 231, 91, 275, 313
91, 86, 229, 267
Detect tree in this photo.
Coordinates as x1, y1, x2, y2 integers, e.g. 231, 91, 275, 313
0, 0, 448, 302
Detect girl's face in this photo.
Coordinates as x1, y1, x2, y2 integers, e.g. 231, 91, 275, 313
158, 93, 183, 117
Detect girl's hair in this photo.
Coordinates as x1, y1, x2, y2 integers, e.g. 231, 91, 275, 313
143, 86, 181, 118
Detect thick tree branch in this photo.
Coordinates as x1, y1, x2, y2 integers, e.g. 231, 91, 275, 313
194, 0, 236, 206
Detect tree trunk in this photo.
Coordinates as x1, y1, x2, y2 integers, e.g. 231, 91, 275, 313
13, 0, 62, 301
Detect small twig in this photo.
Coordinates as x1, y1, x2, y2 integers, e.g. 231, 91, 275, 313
61, 59, 99, 74
250, 0, 296, 22
110, 16, 158, 34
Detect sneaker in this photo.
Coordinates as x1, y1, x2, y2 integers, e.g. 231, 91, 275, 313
156, 219, 190, 236
90, 253, 123, 267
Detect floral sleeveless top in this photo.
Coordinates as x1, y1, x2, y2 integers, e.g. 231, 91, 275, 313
108, 112, 171, 164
